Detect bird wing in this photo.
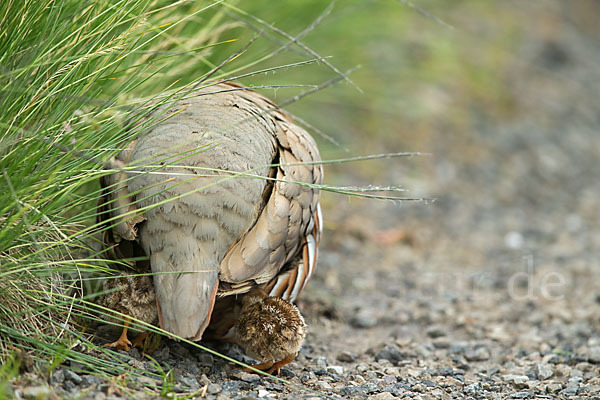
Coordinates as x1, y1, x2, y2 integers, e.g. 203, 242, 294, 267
97, 139, 146, 263
217, 94, 324, 302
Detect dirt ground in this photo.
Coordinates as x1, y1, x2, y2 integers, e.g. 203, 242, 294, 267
284, 4, 600, 399
11, 3, 600, 400
224, 3, 600, 398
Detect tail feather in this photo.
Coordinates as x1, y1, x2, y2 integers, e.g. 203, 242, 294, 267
151, 251, 219, 340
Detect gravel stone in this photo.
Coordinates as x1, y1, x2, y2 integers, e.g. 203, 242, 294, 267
535, 363, 553, 380
64, 369, 83, 385
207, 383, 222, 394
371, 392, 395, 400
562, 384, 579, 396
340, 386, 368, 397
231, 371, 261, 384
314, 357, 329, 368
432, 337, 451, 349
21, 386, 52, 399
588, 346, 600, 363
198, 374, 211, 386
351, 311, 378, 328
510, 391, 533, 399
81, 375, 102, 387
464, 347, 490, 361
546, 382, 563, 393
375, 344, 404, 363
327, 365, 344, 375
422, 379, 437, 387
49, 369, 65, 386
153, 346, 169, 361
337, 351, 357, 362
426, 326, 447, 338
177, 374, 199, 391
554, 364, 572, 378
503, 375, 529, 388
197, 353, 214, 366
464, 382, 481, 394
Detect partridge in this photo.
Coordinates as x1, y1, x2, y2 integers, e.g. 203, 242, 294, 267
97, 272, 157, 351
98, 82, 323, 344
234, 288, 306, 375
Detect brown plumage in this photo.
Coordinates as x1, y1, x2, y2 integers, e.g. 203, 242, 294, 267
97, 272, 157, 351
234, 289, 306, 375
97, 81, 322, 344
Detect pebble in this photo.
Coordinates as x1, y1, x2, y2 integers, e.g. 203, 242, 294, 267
351, 311, 378, 328
314, 357, 329, 368
465, 347, 490, 361
464, 382, 482, 394
375, 344, 404, 363
505, 231, 524, 249
510, 390, 532, 399
153, 346, 169, 361
49, 368, 65, 386
426, 326, 447, 338
536, 363, 553, 380
372, 392, 395, 400
411, 383, 426, 392
198, 374, 211, 386
327, 365, 344, 375
317, 381, 333, 391
207, 383, 222, 394
65, 369, 83, 385
197, 353, 214, 366
422, 379, 437, 387
231, 371, 261, 384
546, 382, 563, 393
588, 346, 600, 363
340, 386, 368, 397
81, 375, 102, 387
554, 364, 572, 377
503, 375, 529, 388
562, 384, 579, 396
433, 337, 451, 349
21, 386, 52, 399
337, 351, 357, 362
177, 374, 199, 391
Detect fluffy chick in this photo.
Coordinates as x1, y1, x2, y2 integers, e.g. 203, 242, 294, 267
98, 273, 157, 351
234, 288, 307, 375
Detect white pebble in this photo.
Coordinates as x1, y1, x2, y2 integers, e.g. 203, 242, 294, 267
505, 231, 524, 249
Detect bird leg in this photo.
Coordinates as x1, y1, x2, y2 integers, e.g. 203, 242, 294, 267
105, 316, 132, 351
131, 331, 150, 349
242, 361, 275, 374
243, 353, 296, 375
266, 353, 296, 375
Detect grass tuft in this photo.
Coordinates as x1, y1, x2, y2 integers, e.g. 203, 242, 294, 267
0, 0, 418, 397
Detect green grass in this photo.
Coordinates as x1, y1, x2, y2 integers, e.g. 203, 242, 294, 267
0, 0, 247, 393
0, 0, 411, 396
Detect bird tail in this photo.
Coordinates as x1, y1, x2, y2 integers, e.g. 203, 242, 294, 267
151, 250, 219, 341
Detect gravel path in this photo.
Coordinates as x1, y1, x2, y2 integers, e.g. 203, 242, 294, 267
12, 4, 600, 400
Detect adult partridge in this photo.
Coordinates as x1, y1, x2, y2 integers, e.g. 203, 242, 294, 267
98, 81, 323, 343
